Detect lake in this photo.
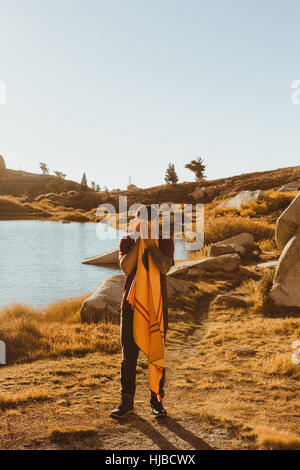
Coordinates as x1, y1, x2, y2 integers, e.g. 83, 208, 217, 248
0, 220, 187, 308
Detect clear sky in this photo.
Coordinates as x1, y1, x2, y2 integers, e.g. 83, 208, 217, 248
0, 0, 299, 189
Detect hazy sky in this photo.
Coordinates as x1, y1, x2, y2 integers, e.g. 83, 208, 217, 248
0, 0, 299, 189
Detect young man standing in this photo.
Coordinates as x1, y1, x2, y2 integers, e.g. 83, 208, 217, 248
110, 205, 174, 419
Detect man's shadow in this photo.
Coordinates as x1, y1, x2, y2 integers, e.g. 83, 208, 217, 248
131, 414, 213, 450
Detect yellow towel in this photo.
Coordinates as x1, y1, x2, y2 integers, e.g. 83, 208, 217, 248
127, 234, 165, 398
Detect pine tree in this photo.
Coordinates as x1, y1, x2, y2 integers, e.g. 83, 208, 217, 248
165, 163, 179, 184
54, 171, 66, 179
80, 172, 88, 191
39, 162, 49, 175
185, 157, 206, 181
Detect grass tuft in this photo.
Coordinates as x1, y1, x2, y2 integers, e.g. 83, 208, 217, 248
0, 387, 51, 410
254, 425, 300, 450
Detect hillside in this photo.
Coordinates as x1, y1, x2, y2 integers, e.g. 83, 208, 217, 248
1, 163, 300, 208
0, 168, 83, 198
58, 164, 300, 211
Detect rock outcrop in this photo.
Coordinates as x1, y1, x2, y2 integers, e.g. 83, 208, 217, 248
217, 190, 268, 209
270, 193, 300, 307
277, 182, 300, 192
275, 192, 300, 251
206, 233, 255, 257
256, 261, 279, 269
0, 155, 6, 171
214, 294, 248, 308
80, 274, 199, 323
168, 254, 241, 279
82, 249, 119, 266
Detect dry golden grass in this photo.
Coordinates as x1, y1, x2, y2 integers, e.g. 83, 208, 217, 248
262, 353, 299, 378
0, 387, 51, 410
0, 296, 120, 364
239, 191, 297, 218
201, 190, 299, 246
0, 196, 50, 218
204, 215, 275, 244
254, 425, 300, 450
189, 293, 300, 443
257, 238, 277, 252
0, 194, 94, 222
0, 195, 24, 212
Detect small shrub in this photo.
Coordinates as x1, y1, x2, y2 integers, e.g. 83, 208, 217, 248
204, 215, 275, 244
262, 353, 299, 378
252, 269, 275, 315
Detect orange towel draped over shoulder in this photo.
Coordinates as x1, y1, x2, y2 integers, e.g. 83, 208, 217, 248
127, 236, 165, 397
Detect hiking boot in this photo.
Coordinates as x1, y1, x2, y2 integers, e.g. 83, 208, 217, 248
110, 395, 134, 420
151, 398, 168, 419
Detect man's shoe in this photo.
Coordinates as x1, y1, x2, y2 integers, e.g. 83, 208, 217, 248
110, 397, 134, 420
151, 399, 168, 419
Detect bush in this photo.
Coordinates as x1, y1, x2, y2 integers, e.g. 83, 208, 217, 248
204, 215, 275, 244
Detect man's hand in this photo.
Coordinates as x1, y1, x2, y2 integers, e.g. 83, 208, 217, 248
120, 239, 140, 275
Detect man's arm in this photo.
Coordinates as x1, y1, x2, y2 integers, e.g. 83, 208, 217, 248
146, 240, 173, 275
119, 239, 140, 275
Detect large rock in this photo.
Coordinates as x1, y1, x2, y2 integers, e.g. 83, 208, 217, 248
82, 249, 119, 265
275, 192, 300, 251
270, 228, 300, 307
0, 155, 6, 171
80, 275, 124, 323
214, 294, 248, 308
206, 244, 237, 257
207, 233, 255, 257
168, 254, 241, 279
270, 193, 300, 307
277, 182, 300, 192
80, 274, 199, 323
217, 190, 268, 209
256, 261, 279, 269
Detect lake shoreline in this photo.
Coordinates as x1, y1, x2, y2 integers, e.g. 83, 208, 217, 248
0, 219, 188, 308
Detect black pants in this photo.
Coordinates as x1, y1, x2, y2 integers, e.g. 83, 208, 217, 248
120, 307, 166, 404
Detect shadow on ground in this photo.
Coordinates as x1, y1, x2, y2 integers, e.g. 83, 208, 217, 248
131, 414, 213, 450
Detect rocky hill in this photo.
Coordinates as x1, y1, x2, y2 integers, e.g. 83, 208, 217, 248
0, 157, 83, 198
62, 164, 300, 211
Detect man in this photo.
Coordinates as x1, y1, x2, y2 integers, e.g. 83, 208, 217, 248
110, 205, 174, 419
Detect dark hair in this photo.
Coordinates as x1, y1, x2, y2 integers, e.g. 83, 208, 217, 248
135, 205, 159, 222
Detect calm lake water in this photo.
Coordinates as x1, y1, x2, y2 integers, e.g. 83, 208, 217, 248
0, 220, 187, 308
